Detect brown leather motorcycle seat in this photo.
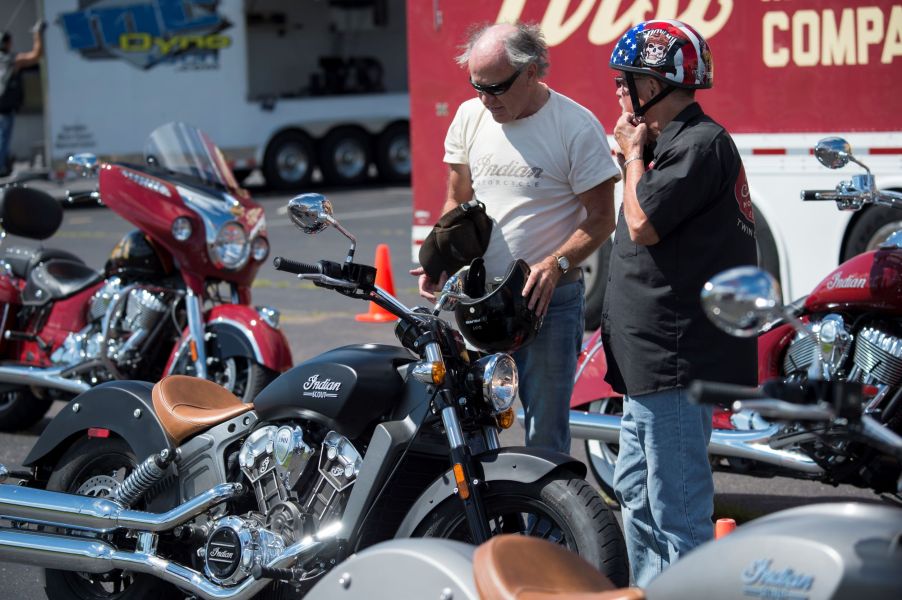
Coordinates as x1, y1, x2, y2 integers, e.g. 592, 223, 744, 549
152, 375, 253, 444
473, 535, 645, 600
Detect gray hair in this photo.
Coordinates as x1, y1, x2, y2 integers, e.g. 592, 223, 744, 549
456, 22, 549, 78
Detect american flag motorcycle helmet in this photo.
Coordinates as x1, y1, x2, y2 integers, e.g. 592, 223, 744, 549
610, 20, 713, 89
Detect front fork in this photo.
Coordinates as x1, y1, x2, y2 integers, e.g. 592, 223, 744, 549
439, 391, 492, 543
185, 289, 208, 380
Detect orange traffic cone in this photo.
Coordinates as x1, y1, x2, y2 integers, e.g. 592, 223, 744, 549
715, 517, 737, 539
356, 244, 399, 323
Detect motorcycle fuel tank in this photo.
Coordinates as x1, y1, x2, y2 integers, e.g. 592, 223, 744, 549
253, 344, 415, 439
805, 248, 902, 313
105, 230, 173, 280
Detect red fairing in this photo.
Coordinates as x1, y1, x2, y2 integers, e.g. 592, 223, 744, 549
163, 304, 293, 374
804, 248, 902, 313
757, 322, 795, 381
570, 329, 620, 408
0, 278, 22, 304
99, 164, 267, 291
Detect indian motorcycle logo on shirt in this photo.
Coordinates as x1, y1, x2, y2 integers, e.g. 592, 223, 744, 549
471, 154, 544, 188
734, 162, 755, 238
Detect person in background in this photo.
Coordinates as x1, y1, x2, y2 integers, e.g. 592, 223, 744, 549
602, 20, 757, 585
0, 20, 45, 178
412, 22, 620, 453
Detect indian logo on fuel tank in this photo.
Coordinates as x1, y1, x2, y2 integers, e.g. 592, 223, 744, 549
302, 374, 342, 399
59, 0, 232, 70
825, 271, 868, 290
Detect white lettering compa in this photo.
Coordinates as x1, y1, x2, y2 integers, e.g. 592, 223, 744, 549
825, 272, 868, 290
303, 375, 342, 392
496, 0, 734, 46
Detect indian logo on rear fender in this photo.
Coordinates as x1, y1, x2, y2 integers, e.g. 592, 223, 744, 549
825, 272, 868, 290
302, 374, 342, 399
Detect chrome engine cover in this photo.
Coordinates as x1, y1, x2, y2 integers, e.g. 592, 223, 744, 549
203, 516, 285, 587
783, 314, 853, 378
852, 326, 902, 385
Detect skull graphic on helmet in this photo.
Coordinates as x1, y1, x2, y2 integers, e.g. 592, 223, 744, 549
639, 30, 677, 67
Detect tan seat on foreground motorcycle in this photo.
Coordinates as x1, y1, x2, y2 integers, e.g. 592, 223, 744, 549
152, 375, 254, 444
474, 535, 644, 600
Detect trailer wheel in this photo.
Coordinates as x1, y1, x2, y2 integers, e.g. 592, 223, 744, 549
842, 204, 902, 262
375, 122, 411, 183
320, 127, 371, 185
753, 206, 781, 286
263, 131, 315, 190
583, 238, 611, 331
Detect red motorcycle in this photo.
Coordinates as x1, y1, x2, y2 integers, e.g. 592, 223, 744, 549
564, 137, 902, 502
0, 122, 292, 430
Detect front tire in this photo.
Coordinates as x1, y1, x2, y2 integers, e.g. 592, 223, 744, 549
414, 474, 629, 587
842, 204, 902, 261
170, 341, 276, 403
0, 388, 53, 432
44, 437, 174, 600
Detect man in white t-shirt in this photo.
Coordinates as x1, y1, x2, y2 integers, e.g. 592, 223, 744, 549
413, 22, 620, 452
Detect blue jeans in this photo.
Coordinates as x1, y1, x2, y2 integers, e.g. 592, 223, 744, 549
0, 112, 12, 174
613, 387, 714, 587
513, 279, 584, 453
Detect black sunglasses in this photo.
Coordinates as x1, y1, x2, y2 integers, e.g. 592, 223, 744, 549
470, 65, 525, 96
614, 75, 650, 90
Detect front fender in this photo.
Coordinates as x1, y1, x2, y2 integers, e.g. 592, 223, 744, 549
23, 381, 172, 469
394, 447, 585, 539
164, 305, 293, 374
571, 328, 620, 409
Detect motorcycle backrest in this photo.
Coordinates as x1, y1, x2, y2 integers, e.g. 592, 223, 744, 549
0, 186, 63, 240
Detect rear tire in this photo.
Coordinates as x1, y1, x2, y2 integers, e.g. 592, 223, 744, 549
44, 437, 175, 600
414, 474, 629, 587
0, 388, 53, 432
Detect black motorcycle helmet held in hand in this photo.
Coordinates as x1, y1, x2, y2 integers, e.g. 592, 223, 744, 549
454, 258, 542, 353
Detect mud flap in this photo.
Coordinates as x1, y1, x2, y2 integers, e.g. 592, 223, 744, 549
393, 447, 585, 538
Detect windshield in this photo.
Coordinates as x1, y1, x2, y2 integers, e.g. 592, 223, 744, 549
143, 122, 240, 191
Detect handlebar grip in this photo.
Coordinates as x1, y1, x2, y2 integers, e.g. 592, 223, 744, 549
273, 256, 321, 275
801, 190, 834, 201
688, 380, 766, 405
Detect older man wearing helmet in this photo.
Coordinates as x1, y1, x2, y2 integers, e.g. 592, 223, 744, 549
601, 20, 757, 585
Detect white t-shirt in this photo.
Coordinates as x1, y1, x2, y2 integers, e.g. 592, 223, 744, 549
444, 89, 620, 280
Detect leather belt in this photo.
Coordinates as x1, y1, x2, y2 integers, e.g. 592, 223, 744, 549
557, 267, 583, 287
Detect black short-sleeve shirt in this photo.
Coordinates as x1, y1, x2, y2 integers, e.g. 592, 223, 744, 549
601, 103, 757, 396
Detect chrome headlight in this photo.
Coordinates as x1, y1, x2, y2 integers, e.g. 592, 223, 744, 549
471, 353, 518, 414
211, 222, 249, 270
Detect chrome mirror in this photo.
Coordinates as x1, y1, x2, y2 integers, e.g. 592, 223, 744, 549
700, 267, 782, 337
814, 137, 852, 170
66, 153, 99, 177
288, 194, 334, 234
434, 266, 472, 313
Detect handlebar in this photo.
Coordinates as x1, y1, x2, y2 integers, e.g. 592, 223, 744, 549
273, 256, 322, 275
801, 190, 837, 201
687, 380, 765, 405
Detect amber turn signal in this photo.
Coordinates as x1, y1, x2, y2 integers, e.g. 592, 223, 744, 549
495, 408, 515, 429
453, 463, 470, 499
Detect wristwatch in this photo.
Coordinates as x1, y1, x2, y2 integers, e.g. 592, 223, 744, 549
553, 254, 570, 274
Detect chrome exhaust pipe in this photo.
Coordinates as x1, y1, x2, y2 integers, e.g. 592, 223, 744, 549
0, 482, 244, 533
0, 364, 90, 394
560, 409, 824, 475
0, 525, 336, 600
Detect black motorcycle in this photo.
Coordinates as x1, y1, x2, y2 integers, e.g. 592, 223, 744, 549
0, 193, 627, 600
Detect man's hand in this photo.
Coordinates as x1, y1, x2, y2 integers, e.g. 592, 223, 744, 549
614, 112, 648, 162
522, 257, 561, 318
410, 266, 447, 302
31, 20, 47, 35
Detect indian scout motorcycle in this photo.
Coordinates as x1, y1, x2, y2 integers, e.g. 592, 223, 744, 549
0, 122, 291, 431
565, 137, 902, 503
0, 194, 627, 600
296, 268, 902, 600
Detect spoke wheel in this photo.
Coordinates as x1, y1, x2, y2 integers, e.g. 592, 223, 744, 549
44, 437, 173, 600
